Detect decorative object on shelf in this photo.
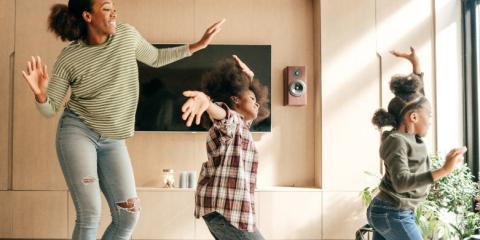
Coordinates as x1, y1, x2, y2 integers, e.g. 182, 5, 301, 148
179, 171, 188, 188
188, 171, 197, 188
162, 169, 175, 188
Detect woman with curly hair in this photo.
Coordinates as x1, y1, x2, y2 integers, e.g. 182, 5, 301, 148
20, 0, 224, 239
181, 55, 269, 240
367, 47, 467, 240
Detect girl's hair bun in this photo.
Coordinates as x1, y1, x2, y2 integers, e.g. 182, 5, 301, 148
389, 73, 423, 97
372, 108, 397, 128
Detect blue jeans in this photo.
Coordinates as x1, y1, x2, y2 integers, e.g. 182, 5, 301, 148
367, 197, 422, 240
56, 109, 139, 240
203, 212, 265, 240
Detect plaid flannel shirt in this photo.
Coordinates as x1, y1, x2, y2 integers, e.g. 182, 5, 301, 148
194, 103, 258, 232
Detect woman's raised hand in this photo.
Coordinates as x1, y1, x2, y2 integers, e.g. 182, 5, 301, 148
189, 19, 226, 54
233, 55, 254, 80
22, 56, 49, 103
181, 91, 210, 127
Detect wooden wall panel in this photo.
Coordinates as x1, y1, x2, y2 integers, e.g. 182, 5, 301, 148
117, 0, 316, 188
12, 0, 316, 191
313, 0, 322, 188
194, 218, 215, 240
0, 191, 13, 236
0, 0, 15, 190
376, 0, 435, 150
13, 0, 69, 190
321, 0, 380, 190
115, 0, 195, 43
193, 0, 315, 187
133, 190, 195, 239
257, 190, 322, 239
0, 191, 68, 239
322, 191, 366, 239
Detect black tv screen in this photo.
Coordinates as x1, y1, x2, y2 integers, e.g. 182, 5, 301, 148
135, 44, 271, 132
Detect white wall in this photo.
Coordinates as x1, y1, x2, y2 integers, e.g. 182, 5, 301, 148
435, 0, 464, 155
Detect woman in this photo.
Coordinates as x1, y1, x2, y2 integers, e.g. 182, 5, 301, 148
21, 0, 224, 239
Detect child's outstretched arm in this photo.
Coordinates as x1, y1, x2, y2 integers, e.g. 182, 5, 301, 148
432, 146, 468, 181
181, 90, 226, 127
390, 46, 421, 75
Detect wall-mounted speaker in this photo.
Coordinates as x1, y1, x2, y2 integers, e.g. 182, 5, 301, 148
284, 66, 307, 106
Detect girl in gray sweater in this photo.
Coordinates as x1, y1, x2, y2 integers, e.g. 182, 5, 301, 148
367, 47, 467, 240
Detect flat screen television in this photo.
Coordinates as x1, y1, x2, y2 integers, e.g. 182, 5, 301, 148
135, 44, 272, 132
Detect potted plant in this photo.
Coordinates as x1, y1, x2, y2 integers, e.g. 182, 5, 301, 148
360, 154, 480, 239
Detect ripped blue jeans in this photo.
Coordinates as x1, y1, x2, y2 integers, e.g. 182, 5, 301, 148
56, 109, 139, 240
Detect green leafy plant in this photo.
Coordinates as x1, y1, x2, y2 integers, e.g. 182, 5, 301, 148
360, 153, 480, 239
359, 171, 380, 207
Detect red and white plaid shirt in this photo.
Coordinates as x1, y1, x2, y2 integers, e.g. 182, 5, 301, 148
194, 103, 258, 232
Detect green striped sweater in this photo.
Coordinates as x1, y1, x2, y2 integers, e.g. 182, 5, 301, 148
36, 23, 191, 139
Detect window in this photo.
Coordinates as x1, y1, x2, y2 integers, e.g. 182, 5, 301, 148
463, 0, 480, 180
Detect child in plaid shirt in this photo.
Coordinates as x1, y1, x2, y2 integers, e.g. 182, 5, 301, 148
181, 55, 269, 240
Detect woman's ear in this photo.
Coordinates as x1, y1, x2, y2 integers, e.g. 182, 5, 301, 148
82, 11, 92, 23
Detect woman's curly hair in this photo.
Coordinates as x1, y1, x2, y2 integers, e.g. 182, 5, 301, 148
48, 0, 93, 42
201, 58, 270, 123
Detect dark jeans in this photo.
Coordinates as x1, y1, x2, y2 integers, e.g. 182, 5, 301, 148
367, 197, 422, 240
202, 212, 265, 240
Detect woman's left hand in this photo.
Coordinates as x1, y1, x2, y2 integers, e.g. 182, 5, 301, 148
189, 19, 226, 54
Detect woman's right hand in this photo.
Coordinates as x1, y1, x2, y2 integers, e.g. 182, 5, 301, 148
22, 56, 49, 103
442, 146, 468, 173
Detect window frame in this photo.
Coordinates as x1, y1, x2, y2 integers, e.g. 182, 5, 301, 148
462, 0, 480, 180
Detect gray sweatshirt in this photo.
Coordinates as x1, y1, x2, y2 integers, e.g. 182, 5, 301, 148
377, 130, 434, 209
